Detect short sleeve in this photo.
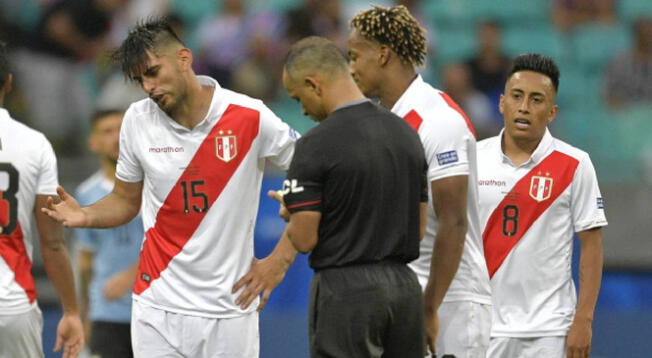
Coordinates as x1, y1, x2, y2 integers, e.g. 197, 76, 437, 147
35, 134, 59, 196
421, 109, 472, 182
283, 136, 323, 213
571, 153, 608, 232
258, 104, 299, 171
116, 107, 144, 182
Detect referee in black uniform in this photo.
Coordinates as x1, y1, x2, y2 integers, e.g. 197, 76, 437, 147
276, 36, 428, 358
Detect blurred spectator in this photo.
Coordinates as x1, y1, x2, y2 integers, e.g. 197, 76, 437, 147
7, 0, 127, 154
106, 0, 171, 48
441, 62, 499, 140
604, 17, 652, 109
285, 0, 346, 45
465, 20, 511, 106
552, 0, 616, 33
195, 0, 283, 94
231, 34, 280, 101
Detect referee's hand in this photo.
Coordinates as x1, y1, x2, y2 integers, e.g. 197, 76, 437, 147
268, 190, 290, 222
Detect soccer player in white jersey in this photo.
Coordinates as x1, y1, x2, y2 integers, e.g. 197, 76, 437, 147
42, 19, 299, 358
0, 42, 84, 358
348, 5, 492, 357
477, 53, 607, 358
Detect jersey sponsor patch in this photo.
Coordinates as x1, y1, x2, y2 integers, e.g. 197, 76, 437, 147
436, 150, 459, 166
597, 197, 604, 209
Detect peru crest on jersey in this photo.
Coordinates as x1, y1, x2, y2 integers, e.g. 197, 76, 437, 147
529, 174, 553, 202
215, 130, 237, 162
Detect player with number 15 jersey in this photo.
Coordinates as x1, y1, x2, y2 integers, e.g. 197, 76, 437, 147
118, 76, 297, 318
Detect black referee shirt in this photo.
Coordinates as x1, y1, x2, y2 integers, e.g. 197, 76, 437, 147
283, 101, 428, 270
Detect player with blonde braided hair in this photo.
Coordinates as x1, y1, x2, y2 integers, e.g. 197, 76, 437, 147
350, 5, 492, 358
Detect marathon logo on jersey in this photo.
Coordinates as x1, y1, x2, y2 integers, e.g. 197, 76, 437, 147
141, 273, 151, 282
597, 197, 604, 209
529, 173, 553, 202
436, 150, 459, 166
215, 130, 237, 162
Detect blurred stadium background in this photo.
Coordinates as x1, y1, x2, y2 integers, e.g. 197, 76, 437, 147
1, 0, 651, 357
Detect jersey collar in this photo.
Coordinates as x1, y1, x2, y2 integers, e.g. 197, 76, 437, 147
499, 128, 554, 167
160, 76, 223, 133
391, 74, 424, 115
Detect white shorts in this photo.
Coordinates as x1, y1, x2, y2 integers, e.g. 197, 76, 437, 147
131, 299, 259, 358
0, 305, 44, 358
432, 301, 491, 358
488, 336, 566, 358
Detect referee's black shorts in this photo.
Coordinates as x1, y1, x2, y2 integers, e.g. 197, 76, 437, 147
309, 261, 425, 358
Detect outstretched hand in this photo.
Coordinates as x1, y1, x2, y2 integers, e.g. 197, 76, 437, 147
41, 186, 88, 227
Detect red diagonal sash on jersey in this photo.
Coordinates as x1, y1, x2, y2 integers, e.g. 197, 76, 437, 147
0, 223, 36, 303
404, 110, 423, 131
439, 92, 477, 138
482, 151, 579, 279
134, 104, 260, 295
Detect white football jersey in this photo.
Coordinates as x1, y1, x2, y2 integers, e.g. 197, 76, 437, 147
477, 129, 607, 337
393, 75, 491, 305
117, 76, 298, 318
0, 108, 58, 315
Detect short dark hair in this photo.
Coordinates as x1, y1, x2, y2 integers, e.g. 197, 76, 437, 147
111, 17, 185, 82
0, 42, 9, 88
90, 109, 123, 129
509, 53, 560, 92
350, 5, 427, 67
284, 36, 349, 80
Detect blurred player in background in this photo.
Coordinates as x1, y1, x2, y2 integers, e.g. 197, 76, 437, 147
477, 53, 606, 358
76, 109, 143, 358
349, 5, 492, 357
0, 41, 84, 358
42, 18, 298, 358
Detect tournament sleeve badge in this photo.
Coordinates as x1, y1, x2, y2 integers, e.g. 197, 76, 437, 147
215, 130, 238, 162
529, 172, 553, 202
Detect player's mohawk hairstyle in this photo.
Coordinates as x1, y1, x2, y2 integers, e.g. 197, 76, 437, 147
350, 5, 427, 67
510, 53, 560, 92
111, 16, 184, 82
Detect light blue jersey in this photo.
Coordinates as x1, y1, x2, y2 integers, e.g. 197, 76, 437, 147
75, 171, 143, 323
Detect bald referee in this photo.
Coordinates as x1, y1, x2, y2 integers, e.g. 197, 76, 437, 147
274, 36, 428, 357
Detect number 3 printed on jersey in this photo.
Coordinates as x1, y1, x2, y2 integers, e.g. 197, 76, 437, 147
0, 163, 19, 235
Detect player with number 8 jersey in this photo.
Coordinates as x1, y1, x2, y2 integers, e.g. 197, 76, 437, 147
0, 41, 84, 357
477, 54, 607, 358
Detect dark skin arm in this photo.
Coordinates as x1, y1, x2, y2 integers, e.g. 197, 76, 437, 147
35, 195, 84, 358
423, 175, 468, 354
